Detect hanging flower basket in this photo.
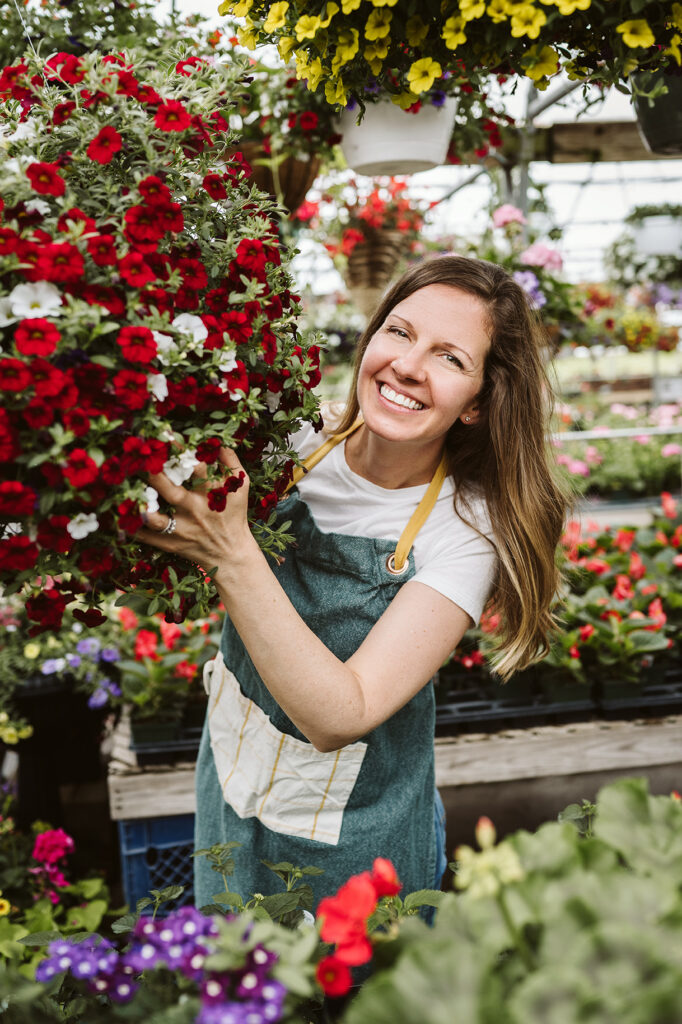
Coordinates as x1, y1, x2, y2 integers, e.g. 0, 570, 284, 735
238, 143, 321, 214
343, 228, 407, 317
632, 71, 682, 156
337, 98, 458, 176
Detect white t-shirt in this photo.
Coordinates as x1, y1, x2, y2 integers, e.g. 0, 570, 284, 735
291, 421, 497, 625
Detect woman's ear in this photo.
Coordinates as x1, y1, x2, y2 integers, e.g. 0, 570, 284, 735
461, 405, 480, 425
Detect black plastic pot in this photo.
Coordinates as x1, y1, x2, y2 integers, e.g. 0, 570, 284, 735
632, 71, 682, 156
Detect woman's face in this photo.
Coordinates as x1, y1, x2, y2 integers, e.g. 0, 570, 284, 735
356, 283, 491, 452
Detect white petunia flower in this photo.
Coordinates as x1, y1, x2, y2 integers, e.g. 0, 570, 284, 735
66, 513, 99, 539
152, 331, 177, 364
0, 298, 16, 329
4, 118, 38, 142
9, 281, 63, 318
147, 373, 168, 402
142, 486, 160, 515
171, 313, 208, 343
265, 391, 281, 413
217, 350, 238, 373
163, 449, 198, 486
25, 198, 51, 215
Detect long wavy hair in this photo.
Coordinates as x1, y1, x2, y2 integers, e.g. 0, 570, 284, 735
334, 254, 571, 679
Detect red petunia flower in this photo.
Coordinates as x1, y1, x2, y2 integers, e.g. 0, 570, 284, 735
124, 204, 166, 245
86, 125, 122, 164
157, 202, 184, 234
73, 607, 108, 627
26, 161, 66, 197
235, 237, 267, 275
0, 481, 36, 516
0, 227, 19, 256
154, 100, 192, 132
112, 368, 150, 410
316, 955, 352, 998
87, 234, 118, 266
44, 52, 85, 84
299, 110, 319, 132
0, 408, 18, 462
57, 207, 97, 235
37, 515, 73, 553
62, 408, 92, 436
120, 436, 168, 474
196, 437, 222, 464
52, 101, 76, 125
0, 357, 32, 391
202, 173, 227, 200
14, 318, 61, 357
23, 400, 54, 429
118, 251, 156, 287
176, 257, 208, 290
63, 448, 99, 488
116, 324, 157, 365
207, 472, 245, 511
175, 56, 204, 76
0, 535, 40, 572
25, 588, 68, 632
36, 242, 85, 283
138, 175, 172, 206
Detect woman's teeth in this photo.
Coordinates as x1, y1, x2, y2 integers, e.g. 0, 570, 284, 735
379, 384, 423, 410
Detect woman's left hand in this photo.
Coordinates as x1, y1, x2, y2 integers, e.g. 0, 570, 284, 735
135, 446, 252, 571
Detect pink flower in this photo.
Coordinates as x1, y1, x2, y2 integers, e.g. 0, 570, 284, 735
520, 242, 563, 271
567, 459, 590, 477
492, 204, 526, 228
32, 828, 75, 865
584, 446, 602, 466
662, 443, 682, 457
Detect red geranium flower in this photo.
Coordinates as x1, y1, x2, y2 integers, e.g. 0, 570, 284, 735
154, 100, 191, 132
26, 161, 66, 197
135, 628, 159, 660
33, 828, 74, 865
116, 324, 157, 365
63, 448, 99, 488
14, 318, 61, 357
86, 125, 122, 164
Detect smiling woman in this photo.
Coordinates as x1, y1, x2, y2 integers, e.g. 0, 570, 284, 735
136, 252, 570, 939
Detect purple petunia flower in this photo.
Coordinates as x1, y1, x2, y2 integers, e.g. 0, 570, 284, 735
513, 270, 547, 309
100, 647, 120, 662
429, 90, 446, 108
76, 637, 101, 657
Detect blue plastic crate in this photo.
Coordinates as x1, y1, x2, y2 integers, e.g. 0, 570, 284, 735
118, 814, 195, 914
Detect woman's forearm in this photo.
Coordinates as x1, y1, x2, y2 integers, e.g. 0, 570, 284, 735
212, 532, 367, 751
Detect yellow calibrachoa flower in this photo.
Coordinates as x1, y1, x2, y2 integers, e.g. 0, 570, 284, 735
365, 7, 392, 40
238, 23, 259, 49
510, 3, 547, 39
0, 894, 10, 917
616, 19, 656, 48
538, 0, 590, 12
277, 35, 298, 61
23, 642, 41, 659
442, 14, 467, 48
295, 2, 339, 41
303, 56, 326, 89
487, 0, 510, 23
220, 0, 252, 16
364, 39, 389, 74
671, 3, 682, 30
325, 76, 347, 105
460, 0, 486, 21
393, 89, 420, 108
666, 33, 682, 64
407, 57, 442, 94
341, 0, 361, 11
405, 14, 429, 46
523, 44, 560, 81
332, 28, 360, 73
263, 1, 289, 33
371, 0, 399, 6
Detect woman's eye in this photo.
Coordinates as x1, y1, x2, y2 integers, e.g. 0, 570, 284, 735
442, 352, 463, 368
388, 326, 409, 339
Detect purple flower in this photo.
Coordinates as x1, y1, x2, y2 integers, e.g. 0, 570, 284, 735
66, 653, 82, 668
87, 687, 109, 709
100, 647, 120, 662
513, 270, 546, 309
429, 90, 446, 108
40, 658, 66, 675
76, 637, 100, 657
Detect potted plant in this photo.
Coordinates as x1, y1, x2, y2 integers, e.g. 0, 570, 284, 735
631, 68, 682, 155
294, 178, 429, 317
0, 49, 321, 633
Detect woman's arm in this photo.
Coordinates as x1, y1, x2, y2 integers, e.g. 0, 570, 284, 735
136, 450, 472, 752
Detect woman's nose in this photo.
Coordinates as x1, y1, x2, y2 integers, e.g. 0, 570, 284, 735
391, 349, 426, 381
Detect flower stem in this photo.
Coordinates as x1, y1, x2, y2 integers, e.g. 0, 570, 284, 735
496, 889, 536, 972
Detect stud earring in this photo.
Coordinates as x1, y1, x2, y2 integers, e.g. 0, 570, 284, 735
464, 415, 471, 422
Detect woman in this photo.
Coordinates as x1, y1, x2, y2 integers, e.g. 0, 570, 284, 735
137, 254, 569, 909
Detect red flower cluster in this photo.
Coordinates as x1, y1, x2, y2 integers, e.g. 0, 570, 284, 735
0, 53, 322, 631
315, 858, 401, 997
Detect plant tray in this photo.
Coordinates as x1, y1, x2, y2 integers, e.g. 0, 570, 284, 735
118, 814, 195, 915
129, 725, 203, 766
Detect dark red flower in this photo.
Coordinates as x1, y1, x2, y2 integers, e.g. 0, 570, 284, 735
0, 227, 19, 255
175, 56, 204, 76
121, 436, 168, 474
224, 360, 249, 398
30, 358, 67, 398
117, 498, 143, 533
0, 409, 18, 462
23, 399, 54, 429
62, 408, 91, 436
14, 319, 60, 357
0, 357, 31, 391
78, 546, 115, 577
73, 607, 108, 627
36, 241, 85, 283
157, 202, 184, 233
138, 175, 172, 206
196, 437, 222, 464
135, 83, 161, 105
0, 62, 28, 96
116, 324, 157, 365
112, 369, 149, 410
0, 481, 36, 516
207, 472, 245, 511
25, 588, 68, 632
235, 237, 267, 276
80, 283, 126, 316
53, 101, 76, 125
300, 111, 319, 132
87, 234, 118, 266
316, 956, 352, 998
63, 448, 99, 488
202, 173, 227, 200
44, 52, 85, 85
36, 515, 73, 553
57, 207, 96, 235
154, 100, 191, 132
124, 204, 166, 245
176, 257, 208, 290
101, 455, 126, 486
119, 251, 156, 287
0, 535, 40, 572
86, 125, 122, 164
26, 161, 66, 197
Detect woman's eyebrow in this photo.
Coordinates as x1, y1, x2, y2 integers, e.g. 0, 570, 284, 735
386, 313, 475, 367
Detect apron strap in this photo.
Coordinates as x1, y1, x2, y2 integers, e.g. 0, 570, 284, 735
285, 417, 449, 577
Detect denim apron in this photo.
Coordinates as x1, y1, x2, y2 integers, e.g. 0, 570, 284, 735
195, 424, 447, 909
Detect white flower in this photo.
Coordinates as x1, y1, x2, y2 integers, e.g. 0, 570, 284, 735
163, 449, 198, 486
217, 350, 238, 373
25, 198, 52, 216
152, 331, 177, 364
4, 118, 38, 142
265, 391, 281, 412
0, 298, 15, 329
9, 281, 63, 318
147, 373, 168, 402
142, 486, 160, 514
1, 522, 22, 538
66, 512, 99, 539
171, 313, 208, 343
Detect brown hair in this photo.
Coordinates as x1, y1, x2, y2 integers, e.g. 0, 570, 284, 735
335, 253, 571, 679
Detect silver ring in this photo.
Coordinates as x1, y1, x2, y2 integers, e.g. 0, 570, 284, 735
160, 515, 177, 536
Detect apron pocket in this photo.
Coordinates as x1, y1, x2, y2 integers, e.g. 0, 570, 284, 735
204, 654, 367, 846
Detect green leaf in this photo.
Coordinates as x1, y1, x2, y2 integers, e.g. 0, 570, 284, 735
211, 891, 244, 910
111, 913, 138, 934
258, 891, 301, 920
403, 889, 446, 912
16, 931, 61, 947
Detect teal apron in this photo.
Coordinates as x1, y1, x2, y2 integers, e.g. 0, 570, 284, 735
195, 426, 447, 909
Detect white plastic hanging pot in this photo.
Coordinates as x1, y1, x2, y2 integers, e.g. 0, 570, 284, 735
337, 98, 457, 176
630, 216, 682, 257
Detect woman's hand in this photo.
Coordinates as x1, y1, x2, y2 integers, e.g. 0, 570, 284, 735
135, 447, 254, 573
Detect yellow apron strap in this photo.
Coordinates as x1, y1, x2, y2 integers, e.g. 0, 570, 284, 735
286, 417, 364, 492
387, 451, 449, 576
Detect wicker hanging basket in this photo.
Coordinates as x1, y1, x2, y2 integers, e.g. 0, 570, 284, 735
238, 142, 320, 214
344, 229, 407, 318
